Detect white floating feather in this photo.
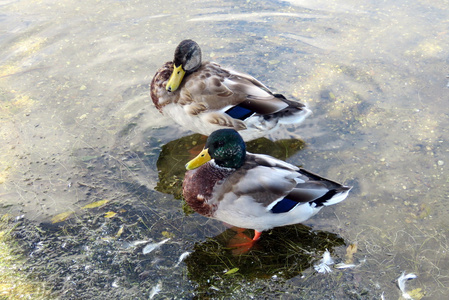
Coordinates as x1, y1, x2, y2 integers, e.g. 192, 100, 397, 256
334, 263, 356, 269
130, 240, 151, 247
142, 238, 170, 255
149, 281, 162, 299
174, 251, 191, 267
397, 271, 417, 299
111, 279, 119, 288
120, 240, 150, 250
314, 249, 334, 274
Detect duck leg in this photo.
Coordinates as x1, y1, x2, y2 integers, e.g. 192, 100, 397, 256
227, 229, 262, 255
252, 230, 262, 241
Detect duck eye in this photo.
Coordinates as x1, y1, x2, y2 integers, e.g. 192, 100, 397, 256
214, 141, 224, 148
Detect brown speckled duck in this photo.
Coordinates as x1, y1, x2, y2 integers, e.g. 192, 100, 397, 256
182, 129, 351, 242
151, 40, 311, 141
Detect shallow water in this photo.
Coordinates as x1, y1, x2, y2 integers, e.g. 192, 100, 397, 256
1, 0, 448, 298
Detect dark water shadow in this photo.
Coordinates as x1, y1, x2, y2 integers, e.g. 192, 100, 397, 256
185, 224, 346, 297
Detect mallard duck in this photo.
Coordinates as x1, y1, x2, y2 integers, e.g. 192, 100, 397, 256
182, 129, 351, 242
151, 40, 311, 141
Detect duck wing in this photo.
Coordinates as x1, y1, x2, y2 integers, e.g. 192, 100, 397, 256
216, 153, 300, 207
269, 169, 352, 213
185, 63, 303, 115
218, 153, 350, 214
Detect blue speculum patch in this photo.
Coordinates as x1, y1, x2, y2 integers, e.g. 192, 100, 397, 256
270, 197, 298, 213
225, 105, 254, 120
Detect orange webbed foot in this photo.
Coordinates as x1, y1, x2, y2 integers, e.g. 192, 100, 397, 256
227, 229, 262, 255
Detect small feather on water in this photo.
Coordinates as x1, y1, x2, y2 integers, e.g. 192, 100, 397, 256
119, 240, 150, 250
174, 251, 191, 267
149, 281, 162, 299
397, 272, 417, 299
335, 263, 356, 269
314, 249, 334, 274
130, 240, 151, 247
111, 279, 119, 288
142, 238, 170, 255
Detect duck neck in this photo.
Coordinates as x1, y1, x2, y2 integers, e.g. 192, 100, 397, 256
210, 159, 237, 171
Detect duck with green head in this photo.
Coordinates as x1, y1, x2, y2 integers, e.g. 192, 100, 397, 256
151, 40, 311, 141
182, 129, 351, 242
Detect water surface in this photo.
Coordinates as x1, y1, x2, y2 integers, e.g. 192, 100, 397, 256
0, 0, 448, 298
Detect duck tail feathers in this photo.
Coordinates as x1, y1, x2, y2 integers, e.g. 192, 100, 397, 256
270, 94, 312, 124
293, 168, 352, 207
276, 106, 312, 124
318, 186, 352, 207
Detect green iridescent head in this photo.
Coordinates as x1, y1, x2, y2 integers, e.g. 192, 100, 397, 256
185, 129, 246, 170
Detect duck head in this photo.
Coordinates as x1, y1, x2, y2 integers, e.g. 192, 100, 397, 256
166, 39, 202, 92
186, 129, 246, 170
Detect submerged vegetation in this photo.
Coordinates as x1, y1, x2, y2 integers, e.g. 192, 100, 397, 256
0, 206, 353, 299
0, 216, 52, 299
185, 224, 346, 297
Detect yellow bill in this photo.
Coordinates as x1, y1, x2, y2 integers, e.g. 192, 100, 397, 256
166, 64, 185, 92
185, 148, 211, 170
